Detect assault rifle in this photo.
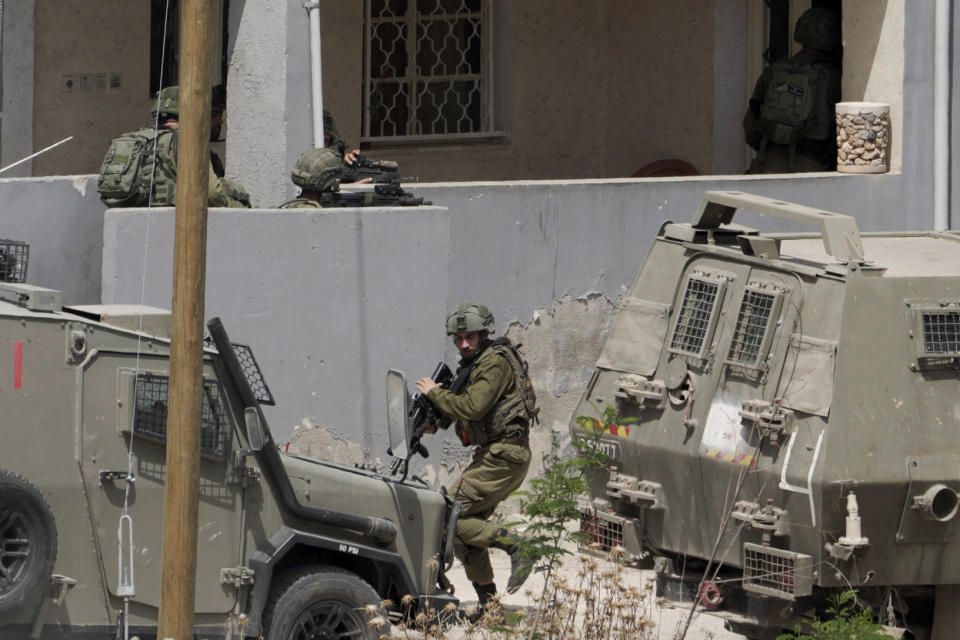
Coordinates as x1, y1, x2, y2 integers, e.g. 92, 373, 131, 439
342, 156, 402, 184
394, 362, 452, 480
336, 141, 410, 184
320, 183, 431, 208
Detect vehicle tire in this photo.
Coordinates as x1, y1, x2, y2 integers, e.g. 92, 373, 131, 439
262, 565, 387, 640
0, 470, 57, 619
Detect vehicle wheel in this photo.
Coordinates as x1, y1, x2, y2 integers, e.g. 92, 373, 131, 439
0, 470, 58, 618
262, 565, 387, 640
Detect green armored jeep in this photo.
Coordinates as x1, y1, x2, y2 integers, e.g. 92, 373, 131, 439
574, 191, 960, 639
0, 282, 457, 639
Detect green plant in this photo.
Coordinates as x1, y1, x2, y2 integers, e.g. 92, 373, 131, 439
776, 590, 895, 640
508, 426, 610, 594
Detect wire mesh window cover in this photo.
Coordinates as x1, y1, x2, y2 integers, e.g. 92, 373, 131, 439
670, 276, 721, 357
727, 289, 777, 366
232, 343, 276, 405
921, 311, 960, 355
742, 543, 813, 599
0, 240, 29, 283
364, 0, 491, 138
133, 374, 232, 459
579, 512, 623, 552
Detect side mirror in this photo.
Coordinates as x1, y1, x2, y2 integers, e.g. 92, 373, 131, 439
386, 369, 411, 459
244, 407, 266, 452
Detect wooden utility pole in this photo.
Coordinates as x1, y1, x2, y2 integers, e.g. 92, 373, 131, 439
157, 0, 212, 638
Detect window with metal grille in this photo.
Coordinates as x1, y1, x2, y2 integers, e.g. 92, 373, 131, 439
727, 286, 782, 368
669, 275, 725, 358
921, 311, 960, 355
133, 373, 232, 459
363, 0, 493, 140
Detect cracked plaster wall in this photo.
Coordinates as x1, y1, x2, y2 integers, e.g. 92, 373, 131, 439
288, 293, 617, 499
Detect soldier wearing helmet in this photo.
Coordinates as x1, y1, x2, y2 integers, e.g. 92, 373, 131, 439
415, 303, 539, 618
146, 85, 250, 207
322, 108, 370, 183
278, 148, 344, 208
743, 7, 842, 173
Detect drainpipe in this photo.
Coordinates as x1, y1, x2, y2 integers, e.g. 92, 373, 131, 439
934, 0, 950, 230
305, 1, 324, 148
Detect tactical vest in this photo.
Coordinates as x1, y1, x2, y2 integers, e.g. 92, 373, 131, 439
456, 338, 539, 447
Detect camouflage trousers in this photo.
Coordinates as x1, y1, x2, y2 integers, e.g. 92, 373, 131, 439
450, 439, 531, 584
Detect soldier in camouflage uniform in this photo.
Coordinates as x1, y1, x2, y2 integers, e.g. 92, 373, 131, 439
148, 86, 250, 207
415, 303, 538, 615
743, 7, 842, 173
278, 148, 344, 208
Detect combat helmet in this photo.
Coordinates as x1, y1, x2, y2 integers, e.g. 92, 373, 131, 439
291, 147, 343, 192
446, 303, 495, 336
151, 85, 228, 119
794, 7, 841, 51
151, 86, 181, 119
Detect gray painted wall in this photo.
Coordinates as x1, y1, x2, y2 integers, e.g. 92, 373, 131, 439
94, 168, 927, 446
0, 174, 103, 303
102, 206, 450, 450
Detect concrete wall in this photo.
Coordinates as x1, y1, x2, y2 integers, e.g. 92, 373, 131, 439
102, 206, 450, 453
0, 175, 104, 304
94, 169, 929, 445
32, 0, 153, 177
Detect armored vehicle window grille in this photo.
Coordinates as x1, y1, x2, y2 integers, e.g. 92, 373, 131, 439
921, 311, 960, 355
363, 0, 493, 140
133, 373, 232, 459
232, 343, 276, 406
742, 543, 813, 600
670, 276, 721, 357
0, 240, 29, 283
727, 289, 777, 366
579, 512, 623, 552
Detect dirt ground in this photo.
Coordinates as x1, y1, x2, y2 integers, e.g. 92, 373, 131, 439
436, 548, 749, 640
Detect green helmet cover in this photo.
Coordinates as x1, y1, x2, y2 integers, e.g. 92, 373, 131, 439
151, 85, 228, 119
446, 303, 495, 335
151, 86, 181, 119
794, 7, 840, 51
291, 147, 343, 192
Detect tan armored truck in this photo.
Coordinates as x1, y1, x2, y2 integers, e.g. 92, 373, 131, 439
573, 191, 960, 639
0, 282, 458, 639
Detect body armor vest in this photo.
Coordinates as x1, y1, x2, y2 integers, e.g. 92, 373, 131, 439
455, 339, 538, 447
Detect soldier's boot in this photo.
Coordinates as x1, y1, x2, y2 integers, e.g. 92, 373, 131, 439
467, 582, 499, 624
491, 528, 534, 594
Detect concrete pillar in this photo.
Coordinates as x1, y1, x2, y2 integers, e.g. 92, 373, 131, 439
226, 0, 294, 208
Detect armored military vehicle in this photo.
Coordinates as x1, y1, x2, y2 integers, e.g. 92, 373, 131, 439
0, 281, 457, 639
573, 191, 960, 639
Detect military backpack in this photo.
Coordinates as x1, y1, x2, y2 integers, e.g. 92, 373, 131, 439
97, 127, 177, 207
757, 60, 833, 147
